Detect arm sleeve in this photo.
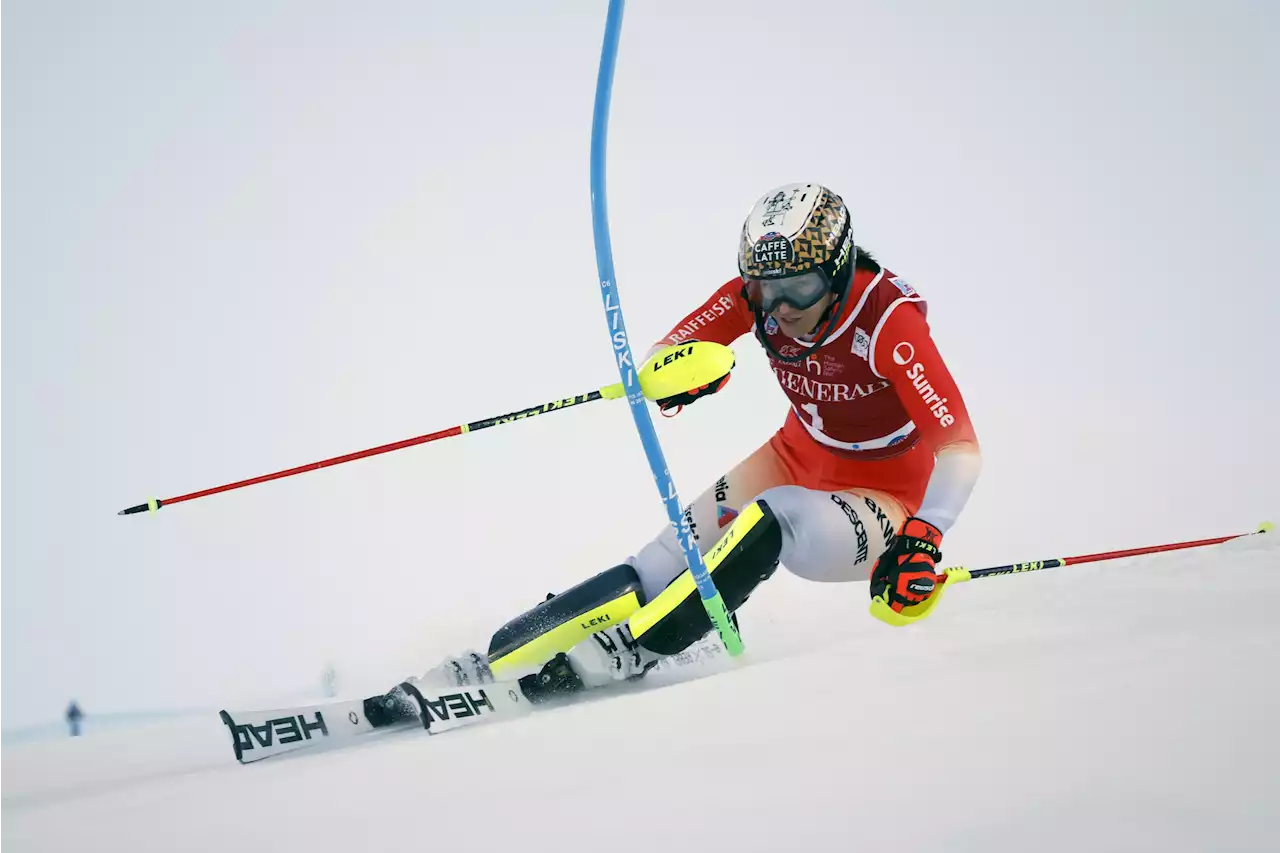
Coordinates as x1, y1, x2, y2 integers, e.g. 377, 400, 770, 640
871, 300, 982, 534
649, 278, 756, 357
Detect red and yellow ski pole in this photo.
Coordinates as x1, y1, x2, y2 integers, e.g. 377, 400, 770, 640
871, 521, 1274, 626
117, 388, 622, 516
118, 341, 736, 516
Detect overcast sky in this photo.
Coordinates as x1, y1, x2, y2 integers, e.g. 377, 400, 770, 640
4, 0, 1277, 730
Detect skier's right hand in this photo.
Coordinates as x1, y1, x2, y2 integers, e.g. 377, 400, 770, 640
639, 338, 734, 415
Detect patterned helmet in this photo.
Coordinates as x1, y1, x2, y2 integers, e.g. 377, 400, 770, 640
737, 183, 854, 299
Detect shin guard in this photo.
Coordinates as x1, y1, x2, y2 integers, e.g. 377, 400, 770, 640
628, 499, 783, 656
487, 563, 645, 680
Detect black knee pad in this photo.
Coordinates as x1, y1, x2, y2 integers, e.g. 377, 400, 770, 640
628, 499, 782, 656
486, 563, 645, 680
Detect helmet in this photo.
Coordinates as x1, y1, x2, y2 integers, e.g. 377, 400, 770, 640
738, 183, 854, 314
737, 183, 855, 359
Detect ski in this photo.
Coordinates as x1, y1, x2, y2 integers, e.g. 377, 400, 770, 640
218, 636, 729, 764
219, 680, 531, 764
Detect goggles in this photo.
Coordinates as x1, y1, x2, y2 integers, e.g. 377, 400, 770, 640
743, 269, 831, 314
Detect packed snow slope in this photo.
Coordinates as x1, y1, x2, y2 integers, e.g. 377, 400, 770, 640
5, 533, 1276, 853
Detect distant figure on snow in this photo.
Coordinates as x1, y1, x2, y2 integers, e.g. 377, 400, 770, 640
66, 700, 84, 737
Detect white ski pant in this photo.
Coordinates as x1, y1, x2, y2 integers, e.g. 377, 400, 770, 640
626, 438, 909, 602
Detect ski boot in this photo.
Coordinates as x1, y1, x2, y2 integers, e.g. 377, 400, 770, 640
518, 623, 662, 704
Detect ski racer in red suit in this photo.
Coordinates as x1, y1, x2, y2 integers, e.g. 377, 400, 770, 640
385, 183, 982, 709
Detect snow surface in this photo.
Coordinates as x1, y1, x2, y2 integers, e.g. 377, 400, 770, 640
4, 533, 1277, 852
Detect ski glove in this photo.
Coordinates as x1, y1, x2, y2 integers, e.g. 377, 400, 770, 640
655, 370, 731, 415
869, 517, 943, 613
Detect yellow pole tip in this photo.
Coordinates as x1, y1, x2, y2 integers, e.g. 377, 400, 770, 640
1259, 521, 1274, 534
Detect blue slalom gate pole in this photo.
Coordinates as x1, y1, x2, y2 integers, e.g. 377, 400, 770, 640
588, 0, 743, 656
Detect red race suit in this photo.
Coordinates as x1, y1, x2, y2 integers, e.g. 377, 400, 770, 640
653, 265, 981, 534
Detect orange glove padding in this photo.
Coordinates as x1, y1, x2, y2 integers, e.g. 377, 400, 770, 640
655, 371, 731, 416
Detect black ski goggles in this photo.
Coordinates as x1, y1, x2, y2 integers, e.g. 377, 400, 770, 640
743, 269, 831, 313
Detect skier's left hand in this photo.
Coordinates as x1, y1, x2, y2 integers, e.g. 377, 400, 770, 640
655, 370, 731, 414
869, 517, 943, 613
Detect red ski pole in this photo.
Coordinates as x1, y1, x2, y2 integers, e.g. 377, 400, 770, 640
943, 521, 1274, 583
117, 340, 739, 517
871, 522, 1273, 626
117, 385, 625, 516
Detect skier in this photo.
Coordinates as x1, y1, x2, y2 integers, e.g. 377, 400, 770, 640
66, 700, 84, 737
400, 182, 982, 705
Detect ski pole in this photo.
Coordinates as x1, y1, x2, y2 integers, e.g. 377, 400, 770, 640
117, 339, 735, 518
871, 522, 1273, 626
117, 384, 626, 516
941, 521, 1273, 584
